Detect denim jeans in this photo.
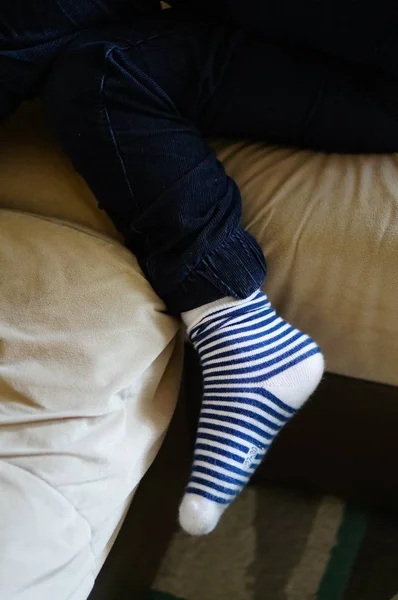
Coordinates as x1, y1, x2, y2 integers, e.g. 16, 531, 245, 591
0, 0, 162, 117
3, 4, 398, 314
223, 0, 398, 79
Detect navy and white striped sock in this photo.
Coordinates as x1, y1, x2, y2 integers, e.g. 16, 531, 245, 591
179, 290, 324, 535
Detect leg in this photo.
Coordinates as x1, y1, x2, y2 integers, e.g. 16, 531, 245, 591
43, 15, 267, 314
44, 14, 398, 534
43, 16, 326, 536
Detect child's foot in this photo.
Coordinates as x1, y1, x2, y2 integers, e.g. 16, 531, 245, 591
179, 290, 324, 535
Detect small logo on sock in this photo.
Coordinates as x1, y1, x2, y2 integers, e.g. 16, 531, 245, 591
243, 445, 258, 468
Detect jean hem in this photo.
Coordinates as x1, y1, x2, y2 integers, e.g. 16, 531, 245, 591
163, 228, 266, 314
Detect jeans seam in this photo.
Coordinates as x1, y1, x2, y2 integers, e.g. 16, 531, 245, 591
99, 26, 208, 225
100, 46, 136, 208
176, 224, 237, 286
182, 228, 262, 293
200, 257, 236, 296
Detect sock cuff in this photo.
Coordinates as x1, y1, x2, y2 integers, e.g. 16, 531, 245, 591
181, 291, 262, 334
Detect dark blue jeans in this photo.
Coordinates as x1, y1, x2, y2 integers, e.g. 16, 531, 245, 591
2, 4, 398, 313
42, 11, 398, 313
0, 0, 160, 117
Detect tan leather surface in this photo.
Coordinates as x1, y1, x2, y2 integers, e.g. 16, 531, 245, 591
214, 140, 398, 385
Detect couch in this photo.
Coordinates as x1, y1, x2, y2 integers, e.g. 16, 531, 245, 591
0, 101, 397, 600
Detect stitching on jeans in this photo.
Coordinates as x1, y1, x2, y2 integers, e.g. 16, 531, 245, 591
200, 257, 236, 296
100, 46, 136, 204
171, 226, 236, 286
204, 229, 264, 286
99, 29, 201, 219
178, 228, 260, 296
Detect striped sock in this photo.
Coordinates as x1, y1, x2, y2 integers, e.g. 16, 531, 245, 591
179, 290, 324, 535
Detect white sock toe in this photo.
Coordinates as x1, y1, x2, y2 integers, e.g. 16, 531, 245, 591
179, 494, 224, 536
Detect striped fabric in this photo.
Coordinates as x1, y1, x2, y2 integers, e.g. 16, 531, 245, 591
185, 290, 322, 505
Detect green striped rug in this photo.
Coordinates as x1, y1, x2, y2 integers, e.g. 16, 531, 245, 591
149, 487, 398, 600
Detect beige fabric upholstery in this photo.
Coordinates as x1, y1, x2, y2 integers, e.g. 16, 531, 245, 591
215, 140, 398, 386
0, 104, 181, 599
0, 102, 118, 236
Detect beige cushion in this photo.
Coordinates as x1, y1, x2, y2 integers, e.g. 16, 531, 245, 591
0, 102, 118, 236
0, 105, 181, 599
215, 140, 398, 386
